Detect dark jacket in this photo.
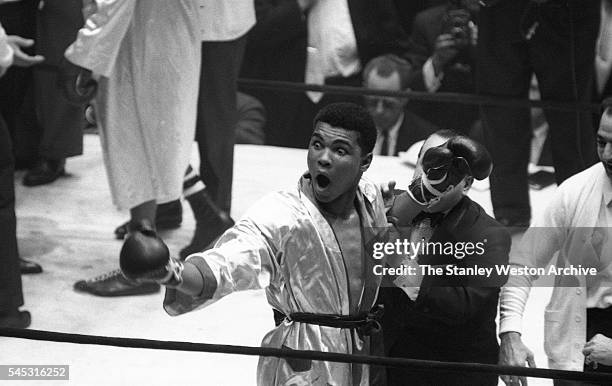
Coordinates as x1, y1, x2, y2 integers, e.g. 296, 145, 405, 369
392, 111, 438, 156
378, 196, 510, 385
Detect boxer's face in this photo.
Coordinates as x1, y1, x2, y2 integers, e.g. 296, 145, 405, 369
598, 111, 612, 180
307, 122, 372, 209
415, 134, 471, 213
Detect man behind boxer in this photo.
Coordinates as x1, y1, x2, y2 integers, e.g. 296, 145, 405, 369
379, 129, 511, 386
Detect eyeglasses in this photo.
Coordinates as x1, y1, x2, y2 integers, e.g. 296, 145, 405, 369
364, 96, 403, 110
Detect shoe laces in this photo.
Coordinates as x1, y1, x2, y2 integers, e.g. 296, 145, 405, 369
84, 269, 124, 283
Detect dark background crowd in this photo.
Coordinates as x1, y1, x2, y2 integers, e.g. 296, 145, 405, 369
1, 0, 606, 225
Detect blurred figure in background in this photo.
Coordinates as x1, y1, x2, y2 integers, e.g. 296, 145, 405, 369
0, 21, 44, 329
478, 0, 600, 228
404, 0, 480, 137
0, 0, 37, 169
22, 0, 87, 187
363, 54, 437, 156
241, 0, 409, 149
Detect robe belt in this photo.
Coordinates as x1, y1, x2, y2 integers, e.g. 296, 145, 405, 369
286, 305, 384, 336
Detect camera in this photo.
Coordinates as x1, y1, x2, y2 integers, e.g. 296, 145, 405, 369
443, 1, 472, 43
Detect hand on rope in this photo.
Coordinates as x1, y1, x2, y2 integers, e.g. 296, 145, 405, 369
499, 332, 536, 386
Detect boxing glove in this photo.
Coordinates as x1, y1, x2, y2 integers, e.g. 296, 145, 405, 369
386, 190, 426, 227
119, 226, 183, 287
58, 57, 97, 105
409, 135, 492, 206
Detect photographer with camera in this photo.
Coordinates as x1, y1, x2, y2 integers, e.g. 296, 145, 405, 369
404, 0, 480, 137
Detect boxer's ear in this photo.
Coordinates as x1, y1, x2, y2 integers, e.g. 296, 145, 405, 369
360, 152, 373, 172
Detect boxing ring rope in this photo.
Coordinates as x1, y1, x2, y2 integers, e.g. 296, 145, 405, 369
37, 61, 602, 113
1, 327, 611, 384
237, 78, 603, 113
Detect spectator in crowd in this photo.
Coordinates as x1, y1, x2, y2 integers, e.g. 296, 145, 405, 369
363, 54, 437, 156
0, 21, 44, 329
22, 0, 86, 186
498, 100, 612, 386
378, 130, 510, 386
0, 0, 37, 169
478, 0, 600, 228
66, 0, 202, 296
240, 0, 409, 149
404, 0, 480, 136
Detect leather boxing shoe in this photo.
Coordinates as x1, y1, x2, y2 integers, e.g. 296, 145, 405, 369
114, 200, 183, 240
73, 269, 160, 296
23, 158, 66, 187
0, 310, 31, 328
20, 258, 43, 274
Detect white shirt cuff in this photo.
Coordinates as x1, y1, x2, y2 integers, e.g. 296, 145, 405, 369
423, 57, 443, 93
498, 284, 532, 336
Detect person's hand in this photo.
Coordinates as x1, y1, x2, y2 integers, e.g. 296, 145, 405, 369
431, 33, 459, 75
583, 334, 612, 368
499, 332, 536, 386
6, 35, 44, 67
379, 180, 396, 206
433, 8, 472, 74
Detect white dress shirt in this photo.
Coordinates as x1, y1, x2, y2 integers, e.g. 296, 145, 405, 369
373, 113, 403, 156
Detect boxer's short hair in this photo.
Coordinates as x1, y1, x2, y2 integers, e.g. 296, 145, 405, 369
313, 102, 377, 154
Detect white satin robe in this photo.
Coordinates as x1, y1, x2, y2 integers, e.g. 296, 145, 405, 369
164, 175, 389, 385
